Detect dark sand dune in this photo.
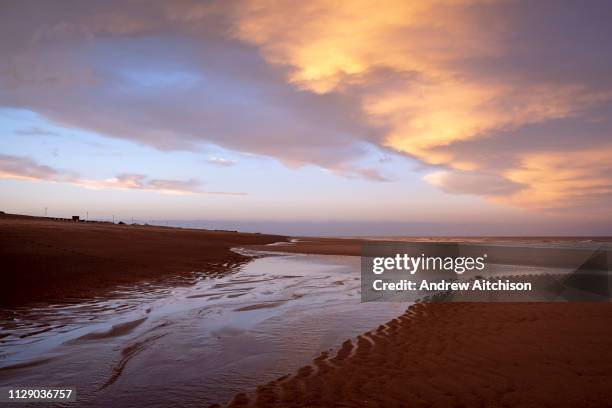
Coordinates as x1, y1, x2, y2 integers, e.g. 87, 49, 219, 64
225, 302, 612, 408
0, 213, 284, 306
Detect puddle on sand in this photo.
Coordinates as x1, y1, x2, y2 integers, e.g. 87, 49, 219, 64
0, 253, 407, 407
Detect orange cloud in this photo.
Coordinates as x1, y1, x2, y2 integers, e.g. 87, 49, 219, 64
230, 0, 612, 209
502, 147, 612, 210
234, 0, 498, 93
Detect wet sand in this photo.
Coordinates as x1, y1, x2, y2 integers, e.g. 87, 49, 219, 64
0, 213, 284, 306
2, 213, 612, 407
227, 302, 612, 407
246, 236, 612, 256
234, 239, 612, 407
1, 254, 405, 406
246, 237, 365, 256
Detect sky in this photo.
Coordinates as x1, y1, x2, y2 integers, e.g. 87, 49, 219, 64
1, 0, 611, 235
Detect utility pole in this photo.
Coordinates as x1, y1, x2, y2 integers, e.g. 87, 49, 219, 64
86, 211, 89, 221
44, 207, 48, 217
131, 216, 134, 224
112, 215, 115, 224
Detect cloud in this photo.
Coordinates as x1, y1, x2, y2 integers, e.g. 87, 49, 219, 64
207, 156, 237, 167
15, 127, 59, 137
0, 1, 375, 179
502, 147, 612, 212
337, 166, 389, 182
0, 154, 243, 196
424, 171, 524, 197
81, 174, 203, 195
206, 191, 248, 196
0, 154, 60, 181
229, 0, 612, 210
1, 1, 612, 211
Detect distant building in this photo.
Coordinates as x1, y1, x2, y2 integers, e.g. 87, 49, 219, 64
72, 216, 80, 221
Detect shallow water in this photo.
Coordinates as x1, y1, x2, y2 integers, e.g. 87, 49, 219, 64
358, 236, 612, 250
0, 252, 407, 407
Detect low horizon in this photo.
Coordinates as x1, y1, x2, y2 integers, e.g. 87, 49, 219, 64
4, 211, 612, 237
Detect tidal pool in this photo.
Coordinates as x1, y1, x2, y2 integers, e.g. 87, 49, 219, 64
0, 251, 407, 407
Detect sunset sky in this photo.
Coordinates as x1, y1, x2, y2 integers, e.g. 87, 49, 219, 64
1, 0, 611, 235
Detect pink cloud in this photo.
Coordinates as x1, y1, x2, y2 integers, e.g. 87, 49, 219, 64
0, 154, 246, 196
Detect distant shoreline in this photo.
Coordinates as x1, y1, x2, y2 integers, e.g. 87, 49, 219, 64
2, 212, 611, 307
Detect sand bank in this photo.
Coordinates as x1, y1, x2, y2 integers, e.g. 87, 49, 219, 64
225, 302, 612, 407
0, 214, 284, 306
227, 238, 612, 407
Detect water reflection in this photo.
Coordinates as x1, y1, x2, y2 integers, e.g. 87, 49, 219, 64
0, 252, 406, 407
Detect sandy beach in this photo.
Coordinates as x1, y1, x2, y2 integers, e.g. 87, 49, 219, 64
0, 214, 284, 306
225, 302, 612, 407
1, 214, 611, 407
